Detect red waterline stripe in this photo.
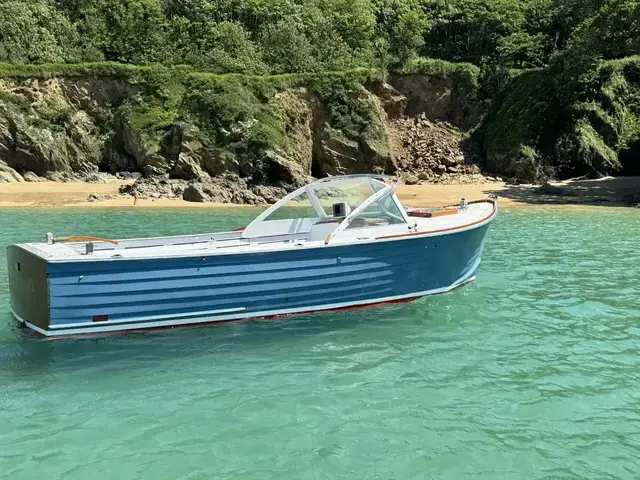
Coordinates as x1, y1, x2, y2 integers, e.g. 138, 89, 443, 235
35, 295, 425, 341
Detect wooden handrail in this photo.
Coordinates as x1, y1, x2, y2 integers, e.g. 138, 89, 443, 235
407, 208, 459, 218
56, 235, 119, 245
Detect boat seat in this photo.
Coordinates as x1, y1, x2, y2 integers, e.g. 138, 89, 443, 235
307, 221, 340, 242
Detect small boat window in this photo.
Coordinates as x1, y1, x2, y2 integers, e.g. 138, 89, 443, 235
346, 194, 406, 229
264, 192, 319, 221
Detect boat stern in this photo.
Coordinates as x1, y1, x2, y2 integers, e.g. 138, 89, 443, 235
6, 245, 50, 334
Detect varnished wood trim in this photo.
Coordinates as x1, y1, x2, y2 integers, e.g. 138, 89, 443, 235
376, 200, 496, 240
232, 226, 246, 231
62, 236, 119, 245
408, 208, 458, 218
442, 198, 496, 208
6, 246, 50, 330
315, 218, 344, 225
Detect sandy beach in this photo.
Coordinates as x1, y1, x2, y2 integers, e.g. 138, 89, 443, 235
0, 176, 638, 209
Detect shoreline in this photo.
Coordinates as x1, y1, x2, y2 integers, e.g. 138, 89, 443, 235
0, 176, 638, 210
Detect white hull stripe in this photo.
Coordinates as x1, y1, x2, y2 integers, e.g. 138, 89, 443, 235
49, 307, 247, 329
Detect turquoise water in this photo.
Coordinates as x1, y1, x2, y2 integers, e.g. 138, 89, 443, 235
1, 207, 640, 479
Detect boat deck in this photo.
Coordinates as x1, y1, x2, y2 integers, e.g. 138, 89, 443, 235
16, 200, 496, 263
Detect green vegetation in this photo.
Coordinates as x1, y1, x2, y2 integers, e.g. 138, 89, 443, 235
0, 0, 638, 180
401, 58, 480, 93
479, 56, 640, 180
0, 0, 631, 73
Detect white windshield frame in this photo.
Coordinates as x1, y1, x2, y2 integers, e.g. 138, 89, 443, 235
242, 174, 409, 240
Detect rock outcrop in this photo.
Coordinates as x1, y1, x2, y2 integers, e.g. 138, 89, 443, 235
388, 115, 485, 184
0, 71, 493, 201
0, 160, 24, 183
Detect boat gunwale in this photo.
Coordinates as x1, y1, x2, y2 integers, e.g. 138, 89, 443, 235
13, 198, 497, 264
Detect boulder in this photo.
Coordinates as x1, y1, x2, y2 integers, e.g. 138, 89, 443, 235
405, 174, 420, 185
84, 173, 107, 184
447, 166, 459, 174
121, 176, 189, 200
418, 171, 430, 181
201, 183, 233, 203
46, 171, 67, 182
251, 185, 287, 204
182, 183, 210, 203
232, 189, 267, 206
535, 182, 570, 196
262, 150, 308, 187
0, 161, 24, 182
0, 171, 15, 183
142, 153, 170, 177
436, 164, 447, 174
442, 155, 465, 167
201, 150, 237, 177
22, 171, 43, 182
116, 171, 142, 180
171, 153, 208, 181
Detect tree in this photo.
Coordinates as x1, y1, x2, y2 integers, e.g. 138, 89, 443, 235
570, 0, 640, 59
374, 0, 429, 69
497, 31, 546, 67
423, 0, 526, 64
0, 0, 79, 63
260, 16, 316, 73
169, 20, 268, 73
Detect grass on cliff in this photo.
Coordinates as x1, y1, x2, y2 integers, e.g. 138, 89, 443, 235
400, 58, 480, 95
0, 62, 158, 80
478, 56, 640, 179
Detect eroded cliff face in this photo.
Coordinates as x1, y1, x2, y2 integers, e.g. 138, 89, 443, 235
0, 71, 486, 203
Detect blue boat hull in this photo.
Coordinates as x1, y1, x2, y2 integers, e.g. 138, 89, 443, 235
8, 222, 491, 337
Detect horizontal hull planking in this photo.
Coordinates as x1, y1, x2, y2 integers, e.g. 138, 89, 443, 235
8, 222, 491, 338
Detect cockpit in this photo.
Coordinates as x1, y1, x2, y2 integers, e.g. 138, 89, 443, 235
241, 175, 410, 243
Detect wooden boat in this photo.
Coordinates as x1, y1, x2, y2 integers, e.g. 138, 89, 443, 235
6, 174, 497, 338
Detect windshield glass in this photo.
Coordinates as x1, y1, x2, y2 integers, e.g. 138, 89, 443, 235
259, 176, 399, 224
311, 178, 386, 216
263, 192, 318, 221
346, 193, 406, 229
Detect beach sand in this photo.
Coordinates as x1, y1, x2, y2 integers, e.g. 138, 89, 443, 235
0, 176, 638, 209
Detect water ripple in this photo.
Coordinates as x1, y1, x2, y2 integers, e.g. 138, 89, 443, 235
0, 208, 639, 479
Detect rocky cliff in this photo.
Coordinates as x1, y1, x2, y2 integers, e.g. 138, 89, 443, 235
0, 63, 491, 204
1, 59, 638, 203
